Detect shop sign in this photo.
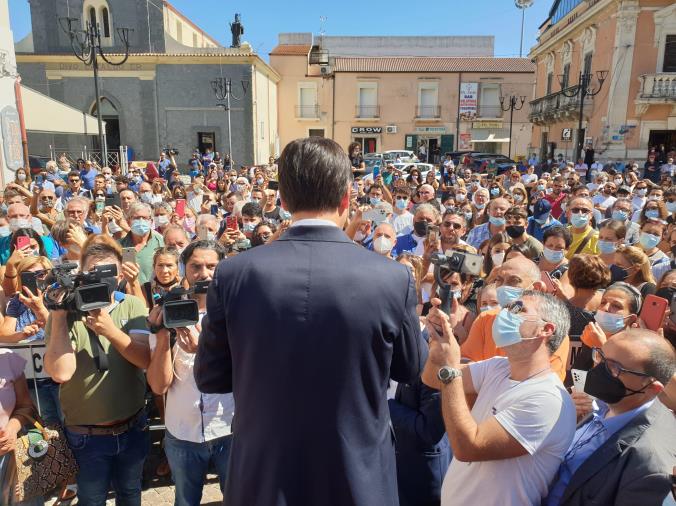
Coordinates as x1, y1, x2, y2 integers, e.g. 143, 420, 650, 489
459, 83, 478, 120
472, 120, 503, 129
415, 127, 446, 133
351, 126, 382, 134
1, 106, 23, 171
459, 133, 472, 150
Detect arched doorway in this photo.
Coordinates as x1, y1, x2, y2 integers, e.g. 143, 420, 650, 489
91, 97, 120, 153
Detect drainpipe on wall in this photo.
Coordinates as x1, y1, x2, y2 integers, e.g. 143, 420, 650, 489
14, 77, 29, 168
331, 74, 336, 141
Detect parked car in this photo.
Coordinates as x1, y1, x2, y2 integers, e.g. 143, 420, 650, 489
28, 155, 51, 176
362, 162, 436, 183
452, 151, 517, 175
383, 150, 419, 163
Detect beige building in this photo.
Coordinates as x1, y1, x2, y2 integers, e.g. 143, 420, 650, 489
529, 0, 676, 162
271, 34, 534, 161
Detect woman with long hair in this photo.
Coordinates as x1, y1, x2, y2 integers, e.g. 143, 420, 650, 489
613, 245, 656, 299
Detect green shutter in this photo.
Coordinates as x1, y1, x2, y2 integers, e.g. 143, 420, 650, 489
405, 135, 417, 151
440, 135, 454, 155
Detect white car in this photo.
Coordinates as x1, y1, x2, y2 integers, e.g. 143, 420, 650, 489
383, 150, 419, 163
362, 162, 437, 183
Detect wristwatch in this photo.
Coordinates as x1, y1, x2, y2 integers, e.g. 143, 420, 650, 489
437, 366, 462, 384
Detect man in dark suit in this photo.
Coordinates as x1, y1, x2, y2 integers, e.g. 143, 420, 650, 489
545, 329, 676, 506
194, 137, 427, 506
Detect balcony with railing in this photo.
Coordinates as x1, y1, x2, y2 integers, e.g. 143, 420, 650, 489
637, 74, 676, 102
355, 105, 380, 119
295, 104, 320, 119
529, 86, 592, 125
415, 105, 441, 120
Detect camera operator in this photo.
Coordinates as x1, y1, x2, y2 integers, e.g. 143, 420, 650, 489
43, 237, 151, 505
146, 240, 233, 505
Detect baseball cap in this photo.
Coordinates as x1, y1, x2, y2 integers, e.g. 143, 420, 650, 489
533, 198, 552, 219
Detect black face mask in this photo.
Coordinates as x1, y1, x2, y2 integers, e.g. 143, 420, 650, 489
609, 264, 628, 283
413, 221, 429, 237
584, 362, 651, 404
505, 225, 525, 239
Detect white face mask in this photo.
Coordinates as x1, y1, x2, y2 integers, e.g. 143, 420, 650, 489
373, 236, 393, 255
16, 173, 26, 182
9, 218, 31, 232
491, 251, 506, 267
154, 215, 169, 228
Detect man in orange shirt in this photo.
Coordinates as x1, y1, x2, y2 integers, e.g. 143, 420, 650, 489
461, 258, 570, 381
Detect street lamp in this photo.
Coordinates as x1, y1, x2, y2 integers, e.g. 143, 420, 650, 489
515, 0, 534, 58
58, 17, 132, 165
558, 70, 608, 162
499, 95, 526, 159
211, 77, 249, 167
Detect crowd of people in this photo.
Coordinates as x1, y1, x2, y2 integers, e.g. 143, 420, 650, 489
0, 137, 674, 506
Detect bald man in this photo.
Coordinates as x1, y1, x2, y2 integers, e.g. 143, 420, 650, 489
546, 329, 676, 506
460, 258, 570, 381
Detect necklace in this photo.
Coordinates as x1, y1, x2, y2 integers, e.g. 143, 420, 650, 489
511, 366, 551, 385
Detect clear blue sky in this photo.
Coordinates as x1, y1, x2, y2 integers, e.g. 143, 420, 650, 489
9, 0, 552, 60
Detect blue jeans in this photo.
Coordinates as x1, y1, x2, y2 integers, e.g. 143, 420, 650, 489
27, 378, 62, 425
164, 431, 232, 506
64, 414, 149, 506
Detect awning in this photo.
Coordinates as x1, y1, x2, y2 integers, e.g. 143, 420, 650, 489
470, 133, 510, 143
20, 85, 104, 135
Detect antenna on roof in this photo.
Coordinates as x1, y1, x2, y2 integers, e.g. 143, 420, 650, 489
319, 15, 327, 47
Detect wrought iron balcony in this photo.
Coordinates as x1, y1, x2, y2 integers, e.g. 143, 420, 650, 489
295, 104, 320, 119
529, 86, 592, 125
355, 105, 380, 118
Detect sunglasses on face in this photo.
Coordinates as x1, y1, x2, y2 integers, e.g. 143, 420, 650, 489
442, 221, 462, 229
69, 179, 80, 183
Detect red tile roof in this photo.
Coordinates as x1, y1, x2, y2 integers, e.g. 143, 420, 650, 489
333, 57, 534, 73
269, 45, 312, 56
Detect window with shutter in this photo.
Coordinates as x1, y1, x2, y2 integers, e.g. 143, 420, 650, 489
663, 35, 676, 72
561, 63, 570, 89
546, 73, 553, 95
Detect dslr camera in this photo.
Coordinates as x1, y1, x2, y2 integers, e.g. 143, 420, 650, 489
429, 251, 483, 315
38, 263, 118, 314
163, 146, 179, 156
153, 281, 210, 329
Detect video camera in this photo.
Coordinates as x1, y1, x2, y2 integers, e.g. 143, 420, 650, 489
163, 146, 179, 156
430, 251, 483, 315
153, 281, 210, 329
37, 263, 118, 314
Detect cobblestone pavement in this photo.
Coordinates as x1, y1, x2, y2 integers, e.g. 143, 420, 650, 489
45, 427, 224, 505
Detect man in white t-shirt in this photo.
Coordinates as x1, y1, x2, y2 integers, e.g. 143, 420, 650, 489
422, 290, 576, 506
591, 181, 617, 213
147, 240, 234, 505
390, 186, 414, 235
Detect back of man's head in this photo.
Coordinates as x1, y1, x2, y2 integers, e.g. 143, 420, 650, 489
278, 137, 351, 213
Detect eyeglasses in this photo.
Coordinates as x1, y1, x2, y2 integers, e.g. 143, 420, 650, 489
591, 348, 652, 379
395, 196, 408, 200
68, 179, 80, 183
66, 209, 85, 215
570, 208, 591, 214
442, 221, 462, 230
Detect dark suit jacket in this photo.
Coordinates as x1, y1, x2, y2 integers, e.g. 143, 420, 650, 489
388, 373, 451, 506
557, 400, 675, 506
194, 225, 427, 506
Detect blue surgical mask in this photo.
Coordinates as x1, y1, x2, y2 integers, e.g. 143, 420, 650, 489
639, 232, 660, 250
594, 310, 626, 335
451, 289, 462, 300
644, 209, 659, 220
474, 202, 486, 210
489, 215, 506, 227
537, 184, 545, 191
542, 247, 564, 264
395, 199, 408, 210
612, 210, 628, 222
667, 201, 676, 214
491, 308, 540, 348
598, 240, 618, 255
280, 209, 292, 220
496, 285, 524, 308
570, 212, 590, 228
490, 188, 500, 197
370, 197, 382, 206
242, 222, 256, 232
464, 211, 473, 222
0, 226, 10, 237
534, 213, 550, 225
131, 219, 151, 236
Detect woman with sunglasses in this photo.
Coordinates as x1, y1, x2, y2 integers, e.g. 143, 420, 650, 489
570, 282, 642, 420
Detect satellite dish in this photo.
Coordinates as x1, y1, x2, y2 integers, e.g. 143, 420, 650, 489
515, 0, 534, 8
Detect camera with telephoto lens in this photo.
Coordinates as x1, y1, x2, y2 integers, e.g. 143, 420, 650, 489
153, 281, 210, 329
163, 146, 179, 156
37, 263, 118, 314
